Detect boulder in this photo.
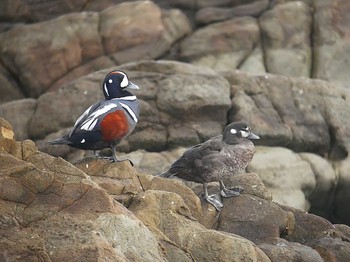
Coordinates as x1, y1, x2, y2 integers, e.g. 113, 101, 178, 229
0, 98, 37, 140
0, 118, 166, 262
0, 1, 191, 98
313, 0, 350, 88
129, 190, 270, 262
100, 1, 191, 64
224, 70, 350, 157
195, 0, 269, 24
4, 117, 350, 261
0, 12, 103, 97
247, 146, 316, 211
34, 60, 231, 153
259, 2, 312, 77
0, 64, 24, 104
180, 17, 260, 71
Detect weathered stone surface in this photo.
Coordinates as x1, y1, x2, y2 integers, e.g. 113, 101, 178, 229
217, 194, 292, 243
34, 61, 231, 152
247, 146, 316, 211
299, 152, 336, 219
0, 119, 166, 262
259, 238, 324, 262
0, 12, 103, 97
0, 98, 37, 140
225, 70, 350, 156
313, 0, 350, 88
281, 205, 334, 244
196, 0, 269, 24
180, 17, 260, 71
260, 2, 312, 77
129, 190, 270, 262
101, 1, 191, 64
0, 63, 24, 104
333, 158, 350, 225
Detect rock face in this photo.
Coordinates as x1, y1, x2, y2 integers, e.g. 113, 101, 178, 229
2, 119, 350, 261
2, 0, 350, 251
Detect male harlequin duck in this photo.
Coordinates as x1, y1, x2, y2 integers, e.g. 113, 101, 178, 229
49, 70, 140, 163
159, 121, 259, 211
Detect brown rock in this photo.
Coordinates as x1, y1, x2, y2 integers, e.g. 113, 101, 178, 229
281, 205, 334, 244
259, 238, 324, 262
217, 194, 293, 244
0, 12, 103, 97
0, 63, 24, 104
100, 1, 191, 63
0, 129, 166, 261
129, 190, 270, 262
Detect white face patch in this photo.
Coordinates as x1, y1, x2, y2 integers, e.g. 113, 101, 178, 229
120, 74, 129, 88
240, 130, 249, 138
81, 139, 86, 143
108, 79, 113, 83
230, 128, 237, 134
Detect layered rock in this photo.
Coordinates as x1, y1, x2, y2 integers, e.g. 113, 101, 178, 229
2, 118, 350, 261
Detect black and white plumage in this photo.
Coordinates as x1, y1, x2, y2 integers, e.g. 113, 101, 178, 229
49, 70, 140, 163
159, 121, 259, 210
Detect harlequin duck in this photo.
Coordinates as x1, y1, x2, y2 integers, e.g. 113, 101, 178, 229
159, 121, 259, 211
49, 70, 140, 163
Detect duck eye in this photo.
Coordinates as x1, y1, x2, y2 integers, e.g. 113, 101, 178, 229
108, 79, 113, 84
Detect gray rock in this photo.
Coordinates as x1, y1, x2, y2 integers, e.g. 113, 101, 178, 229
259, 238, 324, 262
260, 2, 312, 77
247, 146, 316, 211
196, 0, 269, 24
0, 98, 37, 140
180, 17, 260, 71
34, 60, 231, 153
224, 71, 350, 156
313, 0, 350, 88
299, 153, 336, 219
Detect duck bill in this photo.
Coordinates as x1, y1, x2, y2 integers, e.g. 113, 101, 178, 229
248, 132, 260, 140
127, 81, 139, 90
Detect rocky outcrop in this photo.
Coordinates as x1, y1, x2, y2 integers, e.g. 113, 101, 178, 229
0, 1, 191, 98
1, 118, 350, 261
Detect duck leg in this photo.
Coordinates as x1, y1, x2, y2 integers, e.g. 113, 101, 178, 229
203, 182, 223, 211
110, 145, 134, 166
219, 180, 244, 198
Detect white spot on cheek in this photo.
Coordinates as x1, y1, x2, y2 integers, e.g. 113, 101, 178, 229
230, 128, 237, 134
81, 139, 86, 143
109, 79, 112, 83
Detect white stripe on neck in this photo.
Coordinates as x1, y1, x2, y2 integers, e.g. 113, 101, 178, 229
120, 102, 138, 123
119, 95, 137, 101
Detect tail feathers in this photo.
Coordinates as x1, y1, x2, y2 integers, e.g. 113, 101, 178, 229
47, 137, 70, 145
157, 171, 176, 178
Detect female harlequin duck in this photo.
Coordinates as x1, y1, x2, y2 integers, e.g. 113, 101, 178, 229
159, 121, 259, 211
49, 70, 139, 164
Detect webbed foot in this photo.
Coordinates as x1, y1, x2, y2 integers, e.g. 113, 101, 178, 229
205, 194, 224, 211
219, 181, 244, 198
